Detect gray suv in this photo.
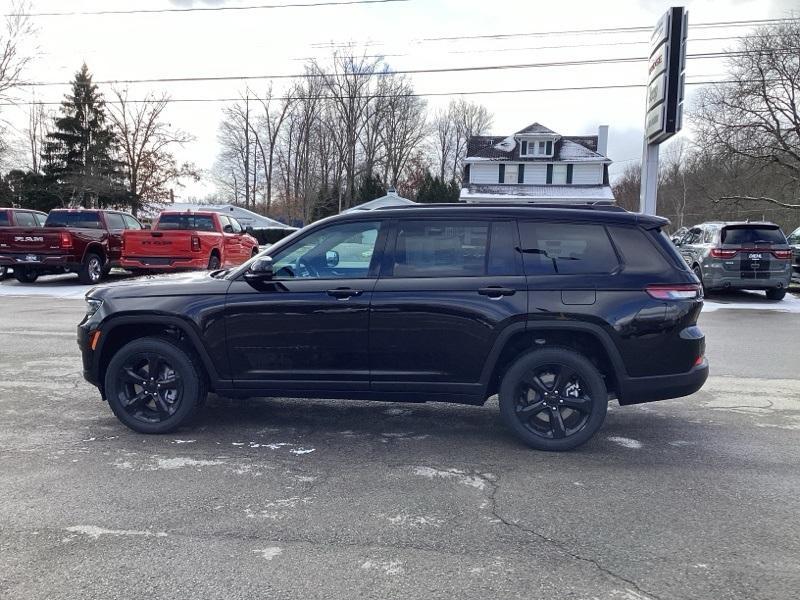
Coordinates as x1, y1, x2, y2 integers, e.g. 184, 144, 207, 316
674, 221, 792, 300
787, 226, 800, 284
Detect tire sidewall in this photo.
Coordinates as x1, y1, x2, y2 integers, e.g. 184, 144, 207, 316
499, 347, 608, 451
79, 253, 104, 285
104, 338, 202, 434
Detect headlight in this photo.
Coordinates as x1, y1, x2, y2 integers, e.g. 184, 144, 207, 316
85, 297, 103, 317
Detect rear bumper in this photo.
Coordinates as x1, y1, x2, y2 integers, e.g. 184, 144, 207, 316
0, 252, 80, 270
618, 358, 709, 405
120, 256, 207, 271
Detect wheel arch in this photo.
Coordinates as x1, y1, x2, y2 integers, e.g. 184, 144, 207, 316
481, 321, 626, 400
94, 315, 223, 395
82, 243, 107, 264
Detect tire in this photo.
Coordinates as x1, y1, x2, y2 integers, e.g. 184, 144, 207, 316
104, 336, 207, 434
766, 288, 786, 301
78, 253, 104, 285
499, 347, 608, 451
0, 266, 7, 280
251, 247, 259, 258
14, 268, 39, 283
207, 253, 221, 270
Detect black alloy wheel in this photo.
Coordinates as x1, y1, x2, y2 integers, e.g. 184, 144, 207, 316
105, 337, 206, 434
79, 253, 104, 285
499, 348, 608, 451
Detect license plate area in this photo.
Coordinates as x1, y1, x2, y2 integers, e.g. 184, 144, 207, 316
741, 252, 769, 277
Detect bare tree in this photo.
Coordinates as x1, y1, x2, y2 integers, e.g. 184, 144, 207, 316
692, 18, 800, 209
252, 84, 292, 214
380, 75, 428, 186
106, 89, 197, 215
25, 99, 49, 172
0, 2, 35, 104
450, 98, 493, 182
432, 107, 454, 181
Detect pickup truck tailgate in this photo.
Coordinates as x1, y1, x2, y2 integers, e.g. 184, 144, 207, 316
0, 227, 64, 253
123, 230, 195, 256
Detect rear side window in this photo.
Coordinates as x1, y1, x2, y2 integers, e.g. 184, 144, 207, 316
0, 211, 9, 226
15, 212, 37, 227
45, 211, 102, 229
157, 214, 216, 232
608, 226, 672, 273
393, 220, 489, 277
721, 225, 785, 245
518, 222, 619, 275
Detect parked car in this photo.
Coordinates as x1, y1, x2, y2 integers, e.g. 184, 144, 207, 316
674, 221, 792, 300
120, 211, 259, 272
79, 203, 708, 451
0, 208, 48, 280
787, 226, 800, 284
0, 209, 142, 284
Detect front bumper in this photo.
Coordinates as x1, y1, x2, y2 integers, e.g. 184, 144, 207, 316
618, 358, 709, 405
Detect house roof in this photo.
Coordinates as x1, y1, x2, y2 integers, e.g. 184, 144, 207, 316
460, 184, 615, 203
515, 122, 558, 135
466, 136, 607, 162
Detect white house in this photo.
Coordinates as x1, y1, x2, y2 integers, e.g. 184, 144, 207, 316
460, 123, 614, 204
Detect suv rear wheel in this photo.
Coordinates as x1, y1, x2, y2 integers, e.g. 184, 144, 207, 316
766, 288, 786, 301
104, 337, 207, 434
499, 347, 608, 451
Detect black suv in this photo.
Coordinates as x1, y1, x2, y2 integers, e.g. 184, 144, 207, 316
78, 205, 708, 451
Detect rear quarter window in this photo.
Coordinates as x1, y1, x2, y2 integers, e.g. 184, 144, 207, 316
608, 226, 674, 273
518, 221, 619, 275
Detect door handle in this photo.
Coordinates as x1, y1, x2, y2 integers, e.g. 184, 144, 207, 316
478, 286, 516, 298
327, 287, 363, 299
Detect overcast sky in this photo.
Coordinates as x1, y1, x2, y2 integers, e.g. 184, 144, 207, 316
3, 0, 797, 199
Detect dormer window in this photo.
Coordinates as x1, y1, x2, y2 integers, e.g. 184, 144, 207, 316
519, 138, 554, 157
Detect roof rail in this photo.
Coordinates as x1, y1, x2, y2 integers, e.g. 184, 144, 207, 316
375, 201, 627, 212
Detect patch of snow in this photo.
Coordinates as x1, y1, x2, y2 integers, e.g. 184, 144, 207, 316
172, 439, 195, 444
492, 135, 516, 151
387, 513, 443, 528
413, 466, 488, 490
383, 407, 412, 416
153, 457, 224, 470
702, 292, 800, 313
253, 547, 282, 561
65, 525, 167, 539
361, 560, 404, 576
607, 436, 643, 449
289, 448, 315, 455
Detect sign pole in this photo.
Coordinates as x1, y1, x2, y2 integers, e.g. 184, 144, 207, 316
640, 142, 659, 215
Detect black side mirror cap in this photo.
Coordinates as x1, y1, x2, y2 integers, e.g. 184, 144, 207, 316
244, 256, 274, 281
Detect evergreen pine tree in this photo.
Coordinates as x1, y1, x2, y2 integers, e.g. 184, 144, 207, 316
354, 173, 386, 207
42, 64, 128, 208
415, 172, 460, 203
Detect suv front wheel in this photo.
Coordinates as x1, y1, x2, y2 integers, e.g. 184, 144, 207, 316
499, 347, 608, 451
104, 337, 207, 434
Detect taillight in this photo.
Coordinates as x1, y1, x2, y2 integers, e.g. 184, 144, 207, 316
646, 284, 702, 300
60, 231, 72, 249
772, 249, 792, 260
709, 248, 737, 259
191, 235, 201, 252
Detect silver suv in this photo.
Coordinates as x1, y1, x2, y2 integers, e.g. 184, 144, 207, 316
674, 221, 792, 300
787, 226, 800, 284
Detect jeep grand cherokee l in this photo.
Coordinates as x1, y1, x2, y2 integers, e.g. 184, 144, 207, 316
78, 204, 708, 451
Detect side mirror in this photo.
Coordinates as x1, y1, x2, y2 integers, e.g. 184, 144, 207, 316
223, 224, 234, 234
244, 256, 274, 281
325, 249, 340, 268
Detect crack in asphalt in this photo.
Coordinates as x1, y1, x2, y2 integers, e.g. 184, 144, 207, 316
486, 473, 663, 600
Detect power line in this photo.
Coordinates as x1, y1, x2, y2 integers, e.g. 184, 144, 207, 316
0, 79, 754, 107
17, 48, 790, 88
12, 0, 409, 17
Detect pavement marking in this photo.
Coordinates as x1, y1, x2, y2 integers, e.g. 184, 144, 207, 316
65, 525, 167, 539
606, 436, 643, 449
252, 547, 283, 561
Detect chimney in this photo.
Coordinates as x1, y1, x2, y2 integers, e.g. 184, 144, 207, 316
597, 125, 609, 156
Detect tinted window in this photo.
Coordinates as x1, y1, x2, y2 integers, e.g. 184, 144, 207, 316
687, 228, 703, 244
157, 214, 216, 232
15, 212, 37, 227
787, 228, 800, 245
608, 226, 671, 273
519, 222, 619, 275
721, 225, 785, 245
0, 211, 9, 226
123, 215, 142, 230
487, 221, 519, 276
393, 220, 488, 277
33, 213, 47, 227
44, 211, 102, 229
272, 220, 380, 279
105, 213, 126, 230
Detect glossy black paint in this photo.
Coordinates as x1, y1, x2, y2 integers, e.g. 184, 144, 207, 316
78, 205, 708, 407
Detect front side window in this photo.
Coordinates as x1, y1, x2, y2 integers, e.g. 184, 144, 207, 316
33, 213, 47, 227
519, 222, 619, 275
392, 220, 490, 278
123, 215, 142, 230
105, 213, 126, 230
272, 220, 381, 280
230, 218, 243, 233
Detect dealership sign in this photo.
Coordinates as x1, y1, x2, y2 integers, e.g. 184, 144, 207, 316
644, 7, 687, 143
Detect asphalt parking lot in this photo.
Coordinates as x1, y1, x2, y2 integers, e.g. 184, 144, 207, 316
1, 280, 799, 600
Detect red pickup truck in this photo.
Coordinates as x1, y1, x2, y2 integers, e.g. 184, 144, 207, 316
0, 209, 143, 284
120, 211, 259, 272
0, 208, 48, 279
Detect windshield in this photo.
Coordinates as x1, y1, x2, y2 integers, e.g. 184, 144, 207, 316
721, 225, 785, 245
156, 214, 216, 231
44, 211, 102, 229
